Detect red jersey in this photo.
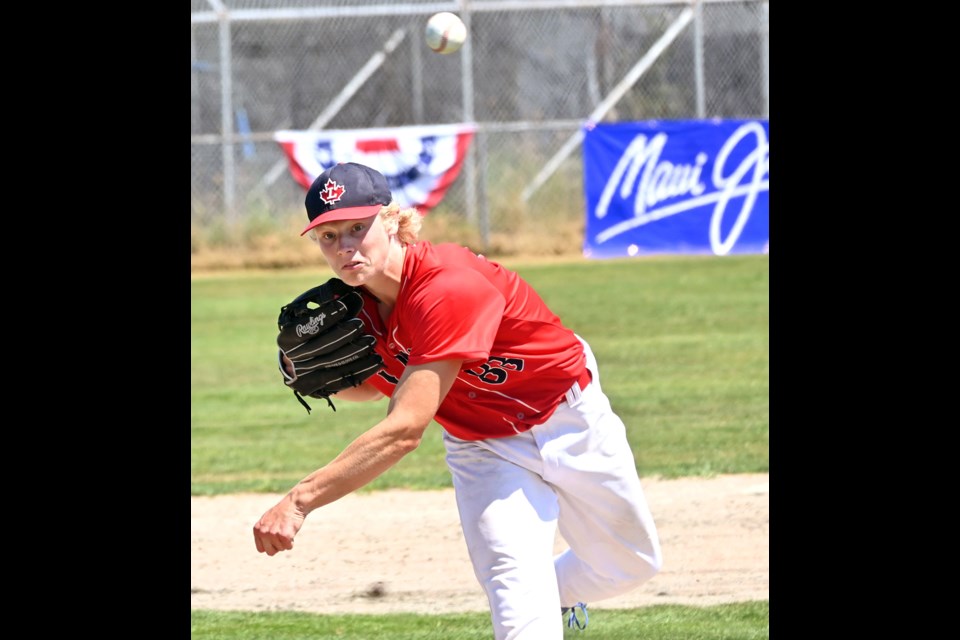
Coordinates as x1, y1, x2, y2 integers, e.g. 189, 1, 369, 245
357, 241, 586, 440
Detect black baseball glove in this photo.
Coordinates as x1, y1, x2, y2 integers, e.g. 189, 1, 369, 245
276, 278, 383, 413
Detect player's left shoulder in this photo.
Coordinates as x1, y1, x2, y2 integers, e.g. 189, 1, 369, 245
416, 240, 487, 265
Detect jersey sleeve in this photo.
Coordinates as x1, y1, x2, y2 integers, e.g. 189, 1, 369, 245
405, 266, 504, 366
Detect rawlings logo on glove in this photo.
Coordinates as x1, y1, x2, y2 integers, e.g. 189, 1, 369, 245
276, 278, 384, 413
295, 314, 328, 338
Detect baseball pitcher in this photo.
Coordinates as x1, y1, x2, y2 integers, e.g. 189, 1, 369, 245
253, 162, 662, 639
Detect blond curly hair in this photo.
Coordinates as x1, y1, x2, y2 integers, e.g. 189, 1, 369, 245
378, 202, 423, 245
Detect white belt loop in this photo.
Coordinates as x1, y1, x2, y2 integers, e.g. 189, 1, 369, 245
564, 378, 583, 408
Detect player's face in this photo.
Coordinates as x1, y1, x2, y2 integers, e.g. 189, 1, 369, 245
309, 214, 388, 286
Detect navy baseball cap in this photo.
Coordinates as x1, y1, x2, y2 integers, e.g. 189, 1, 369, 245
301, 162, 393, 236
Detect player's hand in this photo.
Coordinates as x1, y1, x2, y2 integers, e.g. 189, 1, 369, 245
253, 496, 307, 556
280, 353, 295, 378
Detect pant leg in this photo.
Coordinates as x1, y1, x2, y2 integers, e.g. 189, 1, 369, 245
444, 430, 565, 640
534, 339, 663, 605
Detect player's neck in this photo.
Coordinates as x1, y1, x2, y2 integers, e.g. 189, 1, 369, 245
363, 244, 406, 309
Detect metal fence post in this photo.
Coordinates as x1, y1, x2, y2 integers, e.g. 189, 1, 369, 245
693, 0, 705, 119
217, 7, 236, 225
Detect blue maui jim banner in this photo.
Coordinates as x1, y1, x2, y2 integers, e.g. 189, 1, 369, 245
582, 119, 769, 258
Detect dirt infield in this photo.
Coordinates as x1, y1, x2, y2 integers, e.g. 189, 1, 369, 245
191, 473, 768, 615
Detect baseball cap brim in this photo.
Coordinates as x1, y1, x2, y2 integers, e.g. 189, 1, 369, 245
300, 204, 383, 236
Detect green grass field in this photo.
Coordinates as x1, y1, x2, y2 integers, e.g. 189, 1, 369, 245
191, 602, 770, 639
191, 254, 769, 638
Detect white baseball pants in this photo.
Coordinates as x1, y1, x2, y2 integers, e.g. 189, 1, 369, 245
443, 338, 662, 640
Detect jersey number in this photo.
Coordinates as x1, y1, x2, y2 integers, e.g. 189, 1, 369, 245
377, 354, 525, 386
465, 356, 524, 385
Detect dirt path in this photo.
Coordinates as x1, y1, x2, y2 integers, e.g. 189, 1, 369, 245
191, 473, 768, 615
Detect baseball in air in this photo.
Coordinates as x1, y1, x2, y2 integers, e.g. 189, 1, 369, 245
425, 12, 466, 55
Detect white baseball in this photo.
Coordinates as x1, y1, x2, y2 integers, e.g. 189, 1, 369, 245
425, 12, 466, 55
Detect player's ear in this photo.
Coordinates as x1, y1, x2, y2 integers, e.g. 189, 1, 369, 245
380, 211, 400, 236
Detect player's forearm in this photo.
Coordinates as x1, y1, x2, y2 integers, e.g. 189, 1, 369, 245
289, 363, 454, 514
332, 380, 384, 402
289, 417, 425, 513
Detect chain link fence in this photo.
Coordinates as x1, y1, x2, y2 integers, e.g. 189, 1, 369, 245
191, 0, 768, 251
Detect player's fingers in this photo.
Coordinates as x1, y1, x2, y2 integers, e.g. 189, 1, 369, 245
259, 538, 281, 556
263, 536, 292, 556
254, 530, 294, 556
254, 528, 267, 554
254, 522, 280, 554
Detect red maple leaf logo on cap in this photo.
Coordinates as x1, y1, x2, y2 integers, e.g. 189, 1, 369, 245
319, 179, 346, 204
